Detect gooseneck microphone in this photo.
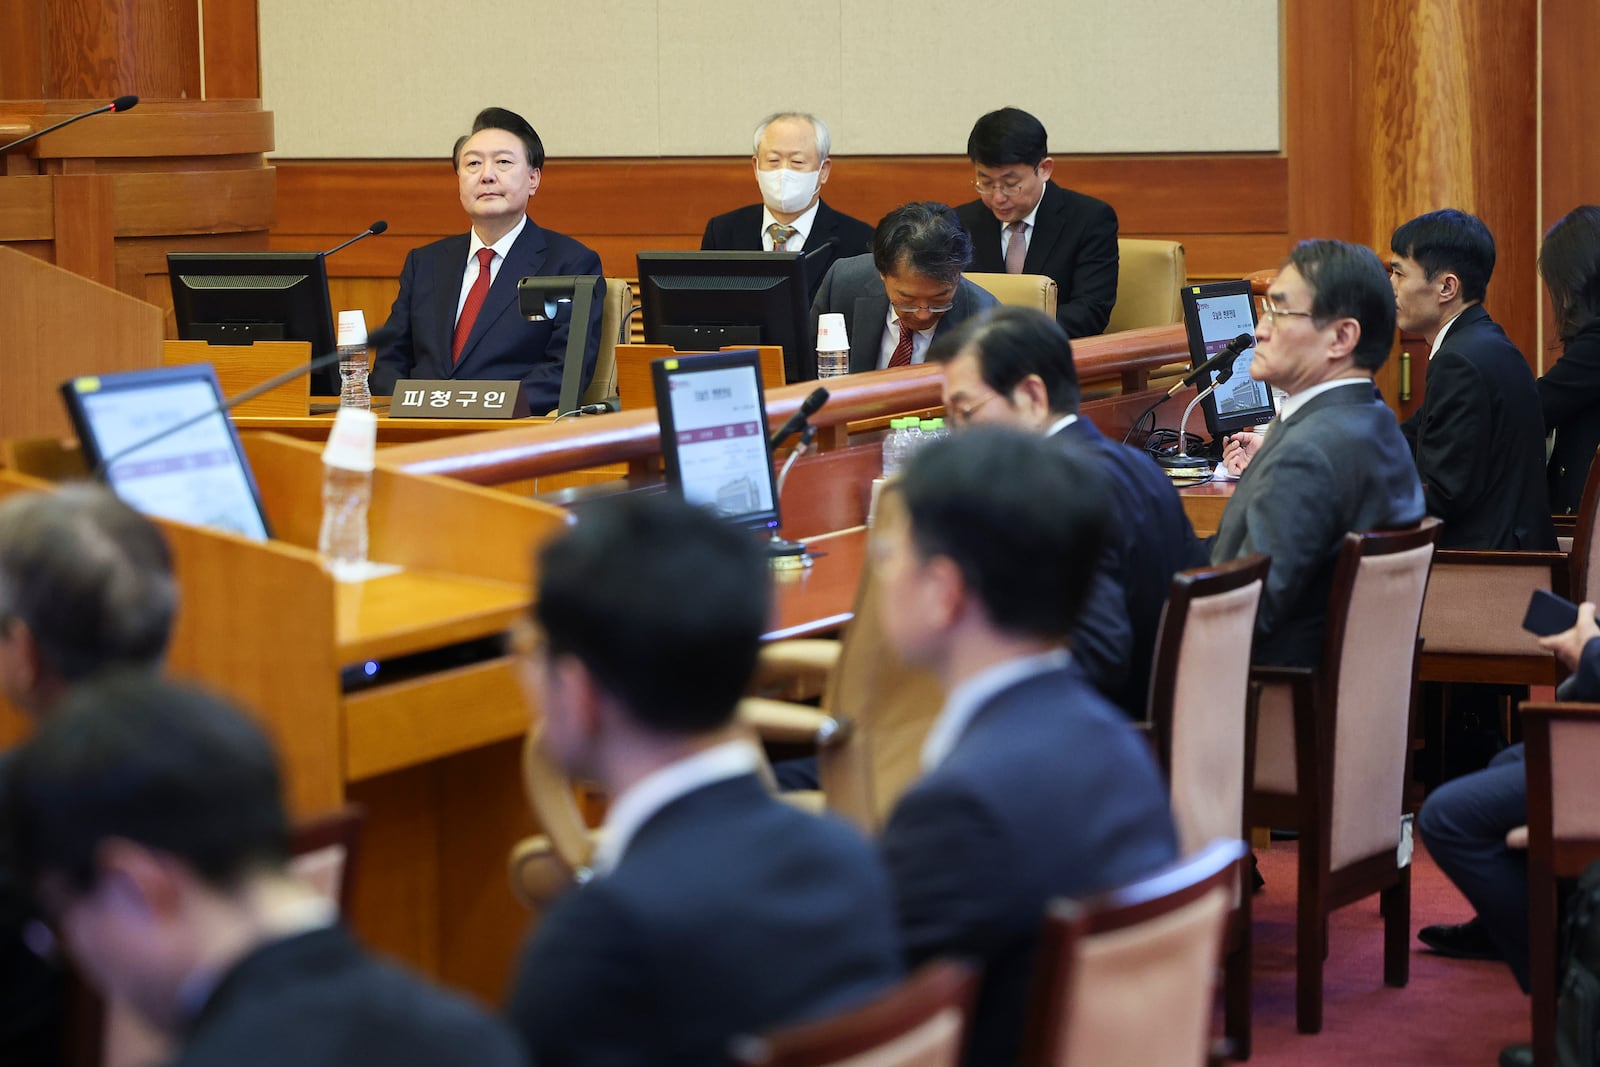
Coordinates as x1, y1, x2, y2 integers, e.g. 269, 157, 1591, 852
1167, 332, 1255, 398
323, 220, 389, 258
1157, 332, 1257, 477
0, 96, 139, 155
91, 324, 396, 479
769, 387, 830, 450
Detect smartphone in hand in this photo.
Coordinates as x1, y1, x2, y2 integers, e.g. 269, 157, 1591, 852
1523, 588, 1580, 637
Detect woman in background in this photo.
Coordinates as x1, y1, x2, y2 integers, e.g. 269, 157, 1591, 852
1537, 205, 1600, 514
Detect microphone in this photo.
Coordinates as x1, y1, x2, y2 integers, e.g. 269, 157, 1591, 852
323, 220, 389, 258
91, 324, 396, 479
0, 96, 139, 155
1166, 332, 1255, 398
769, 387, 829, 450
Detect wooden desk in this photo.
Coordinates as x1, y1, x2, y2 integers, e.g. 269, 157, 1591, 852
768, 528, 867, 641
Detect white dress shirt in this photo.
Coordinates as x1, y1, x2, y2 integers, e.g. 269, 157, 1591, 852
761, 201, 821, 251
456, 214, 528, 325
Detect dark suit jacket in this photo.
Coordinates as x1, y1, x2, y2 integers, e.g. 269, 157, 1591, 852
1539, 318, 1600, 514
881, 667, 1178, 1067
1211, 382, 1425, 667
175, 925, 523, 1067
1398, 305, 1555, 549
508, 773, 901, 1067
806, 254, 998, 381
1052, 419, 1208, 716
370, 220, 605, 415
700, 200, 874, 308
956, 181, 1119, 338
0, 752, 64, 1067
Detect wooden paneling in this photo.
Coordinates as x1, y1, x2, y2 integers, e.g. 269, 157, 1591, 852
39, 103, 274, 157
41, 0, 200, 100
0, 0, 46, 99
113, 167, 275, 234
50, 173, 115, 284
1540, 0, 1600, 364
201, 0, 261, 99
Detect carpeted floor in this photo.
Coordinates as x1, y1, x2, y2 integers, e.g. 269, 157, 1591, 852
1247, 840, 1527, 1066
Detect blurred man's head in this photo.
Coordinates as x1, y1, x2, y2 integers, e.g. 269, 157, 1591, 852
872, 202, 974, 334
1250, 239, 1395, 395
0, 486, 175, 717
966, 108, 1054, 226
872, 429, 1106, 676
521, 494, 771, 783
751, 112, 831, 222
3, 675, 293, 1033
930, 307, 1081, 432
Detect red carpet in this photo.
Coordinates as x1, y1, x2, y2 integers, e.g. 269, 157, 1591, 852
1247, 841, 1526, 1065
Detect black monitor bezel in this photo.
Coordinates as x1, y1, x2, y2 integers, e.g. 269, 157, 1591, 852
167, 250, 340, 397
59, 363, 274, 542
651, 348, 782, 534
1179, 279, 1277, 438
636, 250, 810, 384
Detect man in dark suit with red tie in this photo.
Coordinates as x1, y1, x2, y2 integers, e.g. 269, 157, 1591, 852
370, 106, 604, 415
955, 108, 1119, 338
700, 111, 874, 305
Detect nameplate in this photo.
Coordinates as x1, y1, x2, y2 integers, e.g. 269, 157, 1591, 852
389, 380, 530, 419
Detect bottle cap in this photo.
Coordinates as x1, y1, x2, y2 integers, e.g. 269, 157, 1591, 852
920, 419, 936, 431
337, 310, 368, 347
816, 312, 849, 351
322, 407, 378, 472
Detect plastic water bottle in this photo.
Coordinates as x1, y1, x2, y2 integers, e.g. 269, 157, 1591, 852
930, 417, 948, 442
919, 418, 938, 444
902, 418, 924, 459
318, 408, 378, 578
336, 309, 371, 410
816, 312, 850, 380
882, 417, 907, 478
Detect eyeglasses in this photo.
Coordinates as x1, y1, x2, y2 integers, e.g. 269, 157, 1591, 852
973, 172, 1035, 198
948, 392, 1002, 425
891, 302, 956, 316
1257, 296, 1317, 326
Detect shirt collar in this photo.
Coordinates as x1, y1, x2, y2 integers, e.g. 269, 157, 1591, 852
1428, 307, 1468, 360
921, 649, 1072, 771
762, 200, 821, 243
467, 213, 527, 263
1044, 413, 1080, 437
590, 740, 763, 876
1275, 377, 1370, 424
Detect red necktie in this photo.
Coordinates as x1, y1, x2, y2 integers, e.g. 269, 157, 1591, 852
453, 247, 495, 363
888, 322, 915, 368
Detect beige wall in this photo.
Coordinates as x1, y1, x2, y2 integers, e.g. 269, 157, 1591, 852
259, 0, 1281, 158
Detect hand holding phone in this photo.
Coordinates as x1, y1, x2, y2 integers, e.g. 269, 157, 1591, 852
1523, 588, 1581, 637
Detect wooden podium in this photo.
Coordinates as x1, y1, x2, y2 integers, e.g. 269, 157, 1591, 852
0, 247, 162, 439
0, 432, 571, 998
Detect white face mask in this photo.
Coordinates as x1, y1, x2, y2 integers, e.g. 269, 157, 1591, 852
756, 167, 820, 215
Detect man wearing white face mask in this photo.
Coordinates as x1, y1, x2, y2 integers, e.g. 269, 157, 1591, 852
701, 111, 874, 304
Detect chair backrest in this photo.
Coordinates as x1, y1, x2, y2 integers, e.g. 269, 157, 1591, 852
816, 527, 947, 832
287, 803, 366, 914
1568, 448, 1600, 605
521, 727, 597, 874
962, 272, 1059, 318
730, 961, 977, 1067
1106, 239, 1186, 334
581, 278, 633, 407
1024, 838, 1246, 1067
1323, 519, 1440, 871
1523, 702, 1600, 874
1149, 554, 1269, 855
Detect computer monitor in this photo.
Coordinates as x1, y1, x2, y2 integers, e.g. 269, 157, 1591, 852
1179, 279, 1277, 439
637, 250, 812, 385
60, 364, 272, 543
168, 251, 340, 396
652, 349, 782, 535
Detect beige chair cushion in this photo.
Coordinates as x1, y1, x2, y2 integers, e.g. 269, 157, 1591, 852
1106, 239, 1186, 334
580, 278, 632, 406
962, 272, 1058, 318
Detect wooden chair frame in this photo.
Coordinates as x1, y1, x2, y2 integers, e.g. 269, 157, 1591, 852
1521, 700, 1600, 1067
730, 960, 978, 1067
1249, 520, 1439, 1034
1147, 553, 1269, 1060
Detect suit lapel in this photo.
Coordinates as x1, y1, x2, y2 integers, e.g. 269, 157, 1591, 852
967, 207, 1005, 272
455, 219, 545, 375
1024, 183, 1068, 275
850, 293, 888, 373
431, 235, 470, 367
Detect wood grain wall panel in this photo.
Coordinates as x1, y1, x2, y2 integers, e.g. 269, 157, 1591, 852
0, 0, 46, 98
1540, 0, 1600, 365
112, 167, 275, 235
0, 178, 55, 241
37, 104, 274, 157
51, 174, 116, 285
1285, 1, 1356, 242
42, 0, 200, 100
200, 0, 260, 98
